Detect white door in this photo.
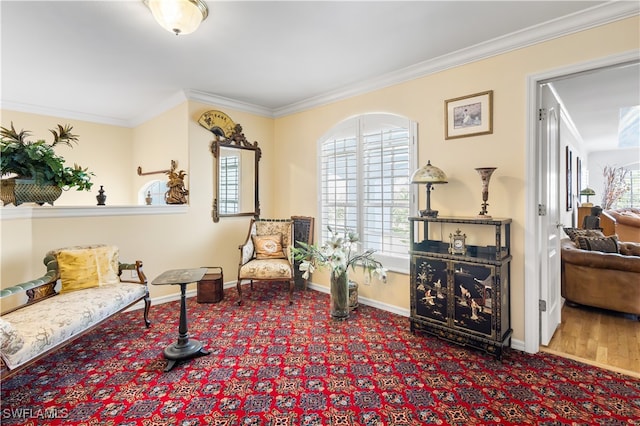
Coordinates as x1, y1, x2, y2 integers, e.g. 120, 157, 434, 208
539, 83, 562, 346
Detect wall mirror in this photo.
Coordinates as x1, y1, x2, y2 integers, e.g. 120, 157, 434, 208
201, 111, 260, 222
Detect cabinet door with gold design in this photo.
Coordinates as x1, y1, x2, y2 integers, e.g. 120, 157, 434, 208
453, 262, 495, 338
413, 257, 448, 324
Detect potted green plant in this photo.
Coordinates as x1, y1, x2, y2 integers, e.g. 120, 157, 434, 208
1, 122, 94, 206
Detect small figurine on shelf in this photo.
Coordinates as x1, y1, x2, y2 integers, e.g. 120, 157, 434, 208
145, 190, 152, 205
96, 185, 106, 206
165, 162, 188, 204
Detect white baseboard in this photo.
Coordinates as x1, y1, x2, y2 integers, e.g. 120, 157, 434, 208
126, 281, 527, 352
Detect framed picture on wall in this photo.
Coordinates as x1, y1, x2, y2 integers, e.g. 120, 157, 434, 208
566, 146, 572, 211
445, 90, 493, 139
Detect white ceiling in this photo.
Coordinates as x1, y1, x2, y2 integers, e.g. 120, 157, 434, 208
1, 1, 639, 152
550, 62, 640, 153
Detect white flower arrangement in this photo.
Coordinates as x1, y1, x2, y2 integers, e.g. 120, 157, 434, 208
291, 226, 387, 282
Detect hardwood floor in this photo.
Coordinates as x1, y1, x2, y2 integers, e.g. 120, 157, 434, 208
543, 303, 640, 378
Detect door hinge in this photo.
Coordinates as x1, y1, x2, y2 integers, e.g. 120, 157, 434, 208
539, 299, 547, 312
538, 108, 546, 121
538, 204, 546, 216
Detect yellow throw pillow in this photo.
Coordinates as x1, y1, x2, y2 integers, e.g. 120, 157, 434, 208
252, 234, 286, 260
94, 245, 119, 285
57, 249, 100, 293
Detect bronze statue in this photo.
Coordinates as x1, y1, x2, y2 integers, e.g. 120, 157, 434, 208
165, 163, 188, 205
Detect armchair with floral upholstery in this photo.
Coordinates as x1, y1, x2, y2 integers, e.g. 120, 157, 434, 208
236, 218, 294, 305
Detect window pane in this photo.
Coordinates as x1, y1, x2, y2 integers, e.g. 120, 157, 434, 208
220, 155, 239, 213
362, 128, 411, 257
319, 115, 415, 270
612, 168, 640, 208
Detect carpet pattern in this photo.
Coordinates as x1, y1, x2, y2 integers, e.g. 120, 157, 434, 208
1, 283, 639, 425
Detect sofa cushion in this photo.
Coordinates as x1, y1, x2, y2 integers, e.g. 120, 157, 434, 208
563, 227, 604, 241
252, 234, 286, 259
575, 235, 619, 253
619, 241, 640, 257
57, 245, 119, 293
239, 259, 293, 280
0, 282, 147, 370
0, 317, 23, 356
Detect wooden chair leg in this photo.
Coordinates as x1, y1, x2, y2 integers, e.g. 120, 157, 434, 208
236, 280, 243, 305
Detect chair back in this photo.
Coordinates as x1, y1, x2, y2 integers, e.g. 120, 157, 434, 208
255, 219, 293, 254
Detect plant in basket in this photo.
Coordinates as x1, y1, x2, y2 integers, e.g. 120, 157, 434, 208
1, 122, 94, 205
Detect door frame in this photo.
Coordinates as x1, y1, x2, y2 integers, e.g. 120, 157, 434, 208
523, 49, 638, 354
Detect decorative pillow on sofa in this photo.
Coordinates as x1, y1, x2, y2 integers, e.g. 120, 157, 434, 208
57, 245, 119, 293
563, 227, 604, 241
252, 235, 286, 260
575, 235, 619, 253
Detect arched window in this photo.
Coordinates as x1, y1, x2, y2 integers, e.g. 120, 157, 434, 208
138, 180, 168, 205
318, 113, 417, 273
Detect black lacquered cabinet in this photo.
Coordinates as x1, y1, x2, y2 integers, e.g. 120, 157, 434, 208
409, 216, 512, 359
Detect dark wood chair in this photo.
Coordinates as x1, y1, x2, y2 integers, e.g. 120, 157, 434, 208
291, 216, 315, 290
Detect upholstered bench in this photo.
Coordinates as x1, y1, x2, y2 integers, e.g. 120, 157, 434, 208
0, 245, 151, 379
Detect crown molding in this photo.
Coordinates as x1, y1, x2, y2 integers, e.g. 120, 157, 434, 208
0, 100, 133, 128
128, 90, 188, 127
273, 1, 639, 117
184, 89, 274, 118
2, 1, 637, 124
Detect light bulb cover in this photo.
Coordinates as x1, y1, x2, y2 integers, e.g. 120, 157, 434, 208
411, 160, 448, 184
148, 0, 208, 35
411, 161, 448, 218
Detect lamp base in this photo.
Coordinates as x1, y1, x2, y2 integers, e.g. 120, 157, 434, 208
420, 209, 439, 218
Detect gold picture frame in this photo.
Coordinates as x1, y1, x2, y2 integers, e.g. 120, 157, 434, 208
445, 90, 493, 139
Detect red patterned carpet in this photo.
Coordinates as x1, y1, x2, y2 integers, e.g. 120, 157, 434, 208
1, 283, 639, 425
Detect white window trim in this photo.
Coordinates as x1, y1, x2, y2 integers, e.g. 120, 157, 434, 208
317, 113, 417, 275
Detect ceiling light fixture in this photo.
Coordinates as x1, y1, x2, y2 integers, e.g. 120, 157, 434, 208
146, 0, 209, 35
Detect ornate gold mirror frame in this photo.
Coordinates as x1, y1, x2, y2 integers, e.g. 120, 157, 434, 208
199, 111, 261, 223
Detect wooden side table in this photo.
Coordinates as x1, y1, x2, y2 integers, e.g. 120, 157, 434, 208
197, 266, 224, 303
152, 267, 210, 371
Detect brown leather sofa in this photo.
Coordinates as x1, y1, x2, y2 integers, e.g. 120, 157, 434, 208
561, 238, 640, 316
602, 208, 640, 242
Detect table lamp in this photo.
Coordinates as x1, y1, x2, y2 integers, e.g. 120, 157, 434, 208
580, 187, 596, 207
411, 160, 448, 218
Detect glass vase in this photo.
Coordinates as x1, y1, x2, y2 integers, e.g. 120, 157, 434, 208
330, 269, 350, 320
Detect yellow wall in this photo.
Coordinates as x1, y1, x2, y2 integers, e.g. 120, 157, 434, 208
274, 16, 640, 341
1, 110, 133, 205
0, 102, 275, 301
133, 103, 190, 205
1, 16, 638, 343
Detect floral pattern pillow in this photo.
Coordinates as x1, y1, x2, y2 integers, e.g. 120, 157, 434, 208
252, 235, 286, 259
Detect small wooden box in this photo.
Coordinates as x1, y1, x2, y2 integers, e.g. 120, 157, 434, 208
197, 267, 224, 303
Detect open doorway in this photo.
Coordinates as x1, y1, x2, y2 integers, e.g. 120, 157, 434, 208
524, 51, 639, 372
